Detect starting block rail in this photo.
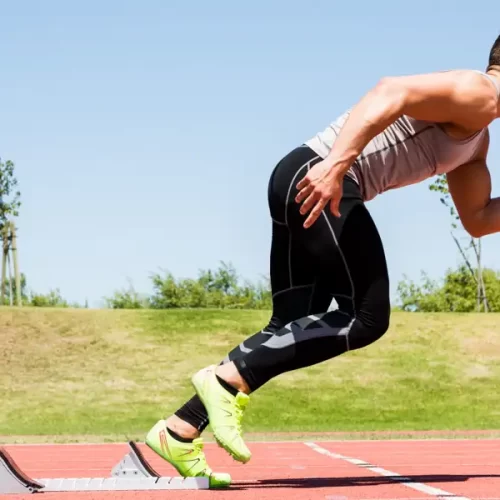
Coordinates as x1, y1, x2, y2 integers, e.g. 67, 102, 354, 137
0, 441, 209, 494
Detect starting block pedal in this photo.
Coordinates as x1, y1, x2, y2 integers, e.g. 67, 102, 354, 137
111, 441, 161, 478
0, 441, 209, 494
0, 447, 44, 494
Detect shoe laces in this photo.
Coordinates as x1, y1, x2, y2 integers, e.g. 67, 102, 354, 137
234, 397, 248, 434
192, 439, 204, 454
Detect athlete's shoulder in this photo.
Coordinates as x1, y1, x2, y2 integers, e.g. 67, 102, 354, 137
439, 68, 500, 98
387, 68, 498, 92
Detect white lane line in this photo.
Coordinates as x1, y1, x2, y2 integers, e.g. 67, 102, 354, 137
305, 441, 471, 500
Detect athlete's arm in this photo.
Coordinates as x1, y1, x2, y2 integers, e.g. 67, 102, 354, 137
323, 70, 498, 172
447, 131, 500, 238
296, 70, 498, 229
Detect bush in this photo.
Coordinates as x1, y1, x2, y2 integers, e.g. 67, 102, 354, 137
397, 265, 500, 312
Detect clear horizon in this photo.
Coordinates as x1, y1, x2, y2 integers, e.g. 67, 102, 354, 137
1, 0, 499, 307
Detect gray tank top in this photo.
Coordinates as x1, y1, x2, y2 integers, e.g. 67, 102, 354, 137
305, 72, 500, 201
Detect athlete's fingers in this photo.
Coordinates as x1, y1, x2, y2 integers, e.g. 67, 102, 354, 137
295, 183, 314, 203
329, 185, 343, 217
304, 199, 327, 228
330, 197, 341, 218
296, 174, 311, 191
299, 190, 319, 215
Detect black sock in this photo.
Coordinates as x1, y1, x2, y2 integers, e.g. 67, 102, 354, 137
173, 376, 240, 433
167, 426, 194, 443
216, 375, 239, 396
174, 395, 209, 432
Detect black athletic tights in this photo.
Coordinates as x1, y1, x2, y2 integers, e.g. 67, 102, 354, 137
175, 145, 390, 432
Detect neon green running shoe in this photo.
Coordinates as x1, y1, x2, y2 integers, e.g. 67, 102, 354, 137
145, 419, 231, 489
191, 365, 251, 464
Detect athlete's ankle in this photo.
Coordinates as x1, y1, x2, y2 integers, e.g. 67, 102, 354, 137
165, 415, 200, 440
215, 362, 251, 395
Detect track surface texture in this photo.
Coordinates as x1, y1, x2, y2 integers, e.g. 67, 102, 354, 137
3, 439, 499, 499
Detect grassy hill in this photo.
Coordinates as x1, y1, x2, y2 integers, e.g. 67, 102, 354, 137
1, 308, 500, 443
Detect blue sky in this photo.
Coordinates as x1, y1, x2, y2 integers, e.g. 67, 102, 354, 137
1, 0, 499, 307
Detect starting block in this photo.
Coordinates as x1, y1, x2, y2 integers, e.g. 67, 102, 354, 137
0, 441, 209, 494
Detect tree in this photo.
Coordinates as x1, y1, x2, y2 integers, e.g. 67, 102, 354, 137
429, 174, 488, 312
0, 158, 22, 306
1, 273, 28, 306
0, 159, 21, 224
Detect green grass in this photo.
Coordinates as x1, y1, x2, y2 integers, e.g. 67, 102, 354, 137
1, 308, 500, 443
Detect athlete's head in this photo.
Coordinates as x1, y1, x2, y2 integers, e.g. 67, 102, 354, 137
487, 34, 500, 71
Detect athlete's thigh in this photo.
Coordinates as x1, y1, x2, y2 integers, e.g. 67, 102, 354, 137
288, 176, 388, 317
288, 206, 354, 313
267, 146, 329, 325
334, 200, 390, 326
267, 220, 318, 330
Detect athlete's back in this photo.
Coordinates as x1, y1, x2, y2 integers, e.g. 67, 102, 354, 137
305, 71, 500, 201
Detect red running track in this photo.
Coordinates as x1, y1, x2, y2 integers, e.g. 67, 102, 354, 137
3, 439, 499, 500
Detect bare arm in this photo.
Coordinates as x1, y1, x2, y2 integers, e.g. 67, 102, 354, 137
325, 70, 498, 173
447, 132, 500, 238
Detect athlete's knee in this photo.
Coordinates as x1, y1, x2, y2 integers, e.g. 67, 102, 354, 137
349, 320, 388, 351
223, 321, 280, 365
370, 311, 390, 341
263, 316, 284, 335
349, 305, 390, 350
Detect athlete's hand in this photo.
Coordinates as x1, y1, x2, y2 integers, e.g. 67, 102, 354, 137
295, 160, 344, 228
